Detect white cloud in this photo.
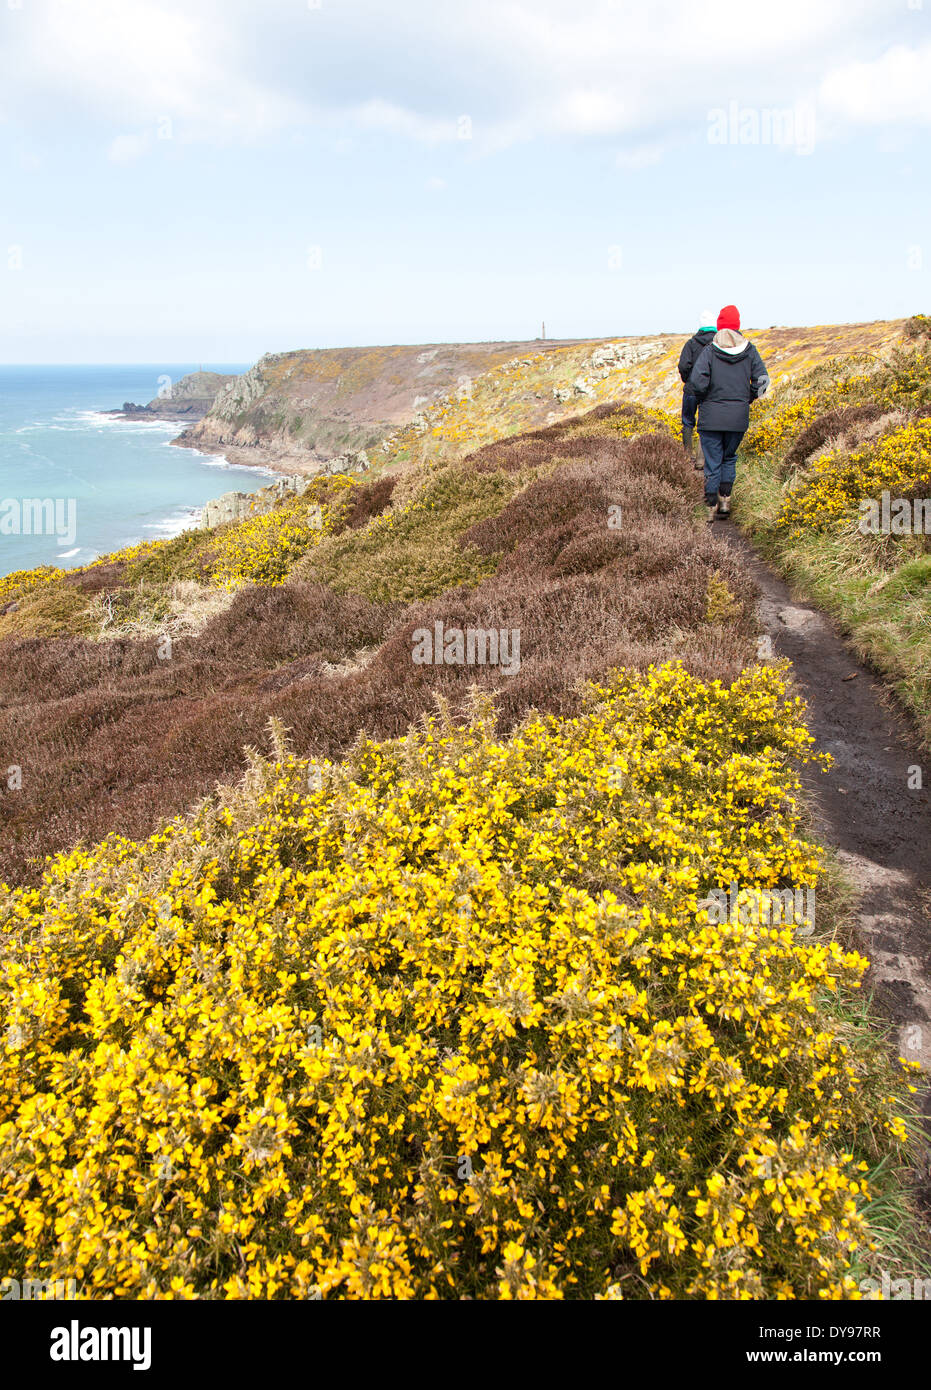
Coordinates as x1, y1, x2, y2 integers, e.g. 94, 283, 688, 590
553, 89, 628, 137
0, 0, 924, 162
348, 99, 458, 144
0, 0, 307, 147
820, 43, 931, 126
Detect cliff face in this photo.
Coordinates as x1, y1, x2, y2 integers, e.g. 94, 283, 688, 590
173, 339, 598, 473
110, 370, 239, 421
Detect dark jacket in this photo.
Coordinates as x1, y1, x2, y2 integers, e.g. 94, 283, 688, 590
678, 329, 715, 385
688, 335, 770, 433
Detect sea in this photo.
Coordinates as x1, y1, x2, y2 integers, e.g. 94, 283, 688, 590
0, 364, 274, 578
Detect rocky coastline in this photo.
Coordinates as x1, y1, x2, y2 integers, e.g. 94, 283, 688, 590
173, 428, 372, 479
104, 370, 239, 424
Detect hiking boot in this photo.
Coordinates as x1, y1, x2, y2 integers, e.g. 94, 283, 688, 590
716, 493, 732, 520
706, 504, 718, 525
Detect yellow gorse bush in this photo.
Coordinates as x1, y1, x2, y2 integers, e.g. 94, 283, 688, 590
606, 407, 679, 439
0, 663, 907, 1300
204, 476, 356, 588
742, 361, 887, 463
0, 537, 185, 606
0, 566, 61, 607
778, 419, 931, 537
705, 571, 740, 625
0, 477, 360, 605
743, 397, 820, 457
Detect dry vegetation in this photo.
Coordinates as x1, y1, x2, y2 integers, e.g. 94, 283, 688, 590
0, 405, 753, 886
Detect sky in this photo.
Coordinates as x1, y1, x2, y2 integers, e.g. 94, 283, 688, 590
0, 0, 928, 363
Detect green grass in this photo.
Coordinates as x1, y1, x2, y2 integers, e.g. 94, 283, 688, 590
123, 529, 219, 586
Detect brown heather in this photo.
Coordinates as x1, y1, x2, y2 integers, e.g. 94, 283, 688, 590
0, 406, 754, 886
782, 403, 888, 474
342, 474, 398, 530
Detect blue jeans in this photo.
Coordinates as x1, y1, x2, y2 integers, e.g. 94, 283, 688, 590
698, 429, 744, 506
681, 388, 698, 428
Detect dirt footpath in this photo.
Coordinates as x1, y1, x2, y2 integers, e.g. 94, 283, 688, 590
717, 529, 931, 1096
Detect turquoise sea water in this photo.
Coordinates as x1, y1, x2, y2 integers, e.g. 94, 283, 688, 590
0, 364, 273, 578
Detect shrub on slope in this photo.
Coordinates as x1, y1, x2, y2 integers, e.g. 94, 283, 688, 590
0, 666, 910, 1299
0, 473, 384, 641
778, 419, 931, 537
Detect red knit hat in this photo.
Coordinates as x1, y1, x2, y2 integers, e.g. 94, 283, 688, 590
717, 304, 741, 331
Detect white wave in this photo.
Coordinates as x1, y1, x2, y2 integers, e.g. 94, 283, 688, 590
183, 448, 278, 479
56, 547, 82, 558
142, 508, 202, 540
15, 412, 181, 437
73, 410, 181, 433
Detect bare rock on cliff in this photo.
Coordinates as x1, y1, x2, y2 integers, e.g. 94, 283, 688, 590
109, 371, 240, 422
199, 475, 312, 530
552, 341, 668, 402
323, 449, 370, 475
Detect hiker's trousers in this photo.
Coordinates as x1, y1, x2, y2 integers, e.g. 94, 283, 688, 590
698, 429, 744, 507
681, 388, 699, 428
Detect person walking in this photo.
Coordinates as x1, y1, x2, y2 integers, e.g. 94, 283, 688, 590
688, 305, 770, 523
677, 311, 716, 465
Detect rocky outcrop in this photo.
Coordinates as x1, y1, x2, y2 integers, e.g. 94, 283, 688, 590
198, 453, 373, 530
108, 371, 239, 422
200, 492, 262, 530
199, 475, 313, 530
553, 340, 667, 402
322, 449, 370, 475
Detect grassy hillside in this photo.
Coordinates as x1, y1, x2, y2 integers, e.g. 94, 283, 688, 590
0, 321, 927, 1300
